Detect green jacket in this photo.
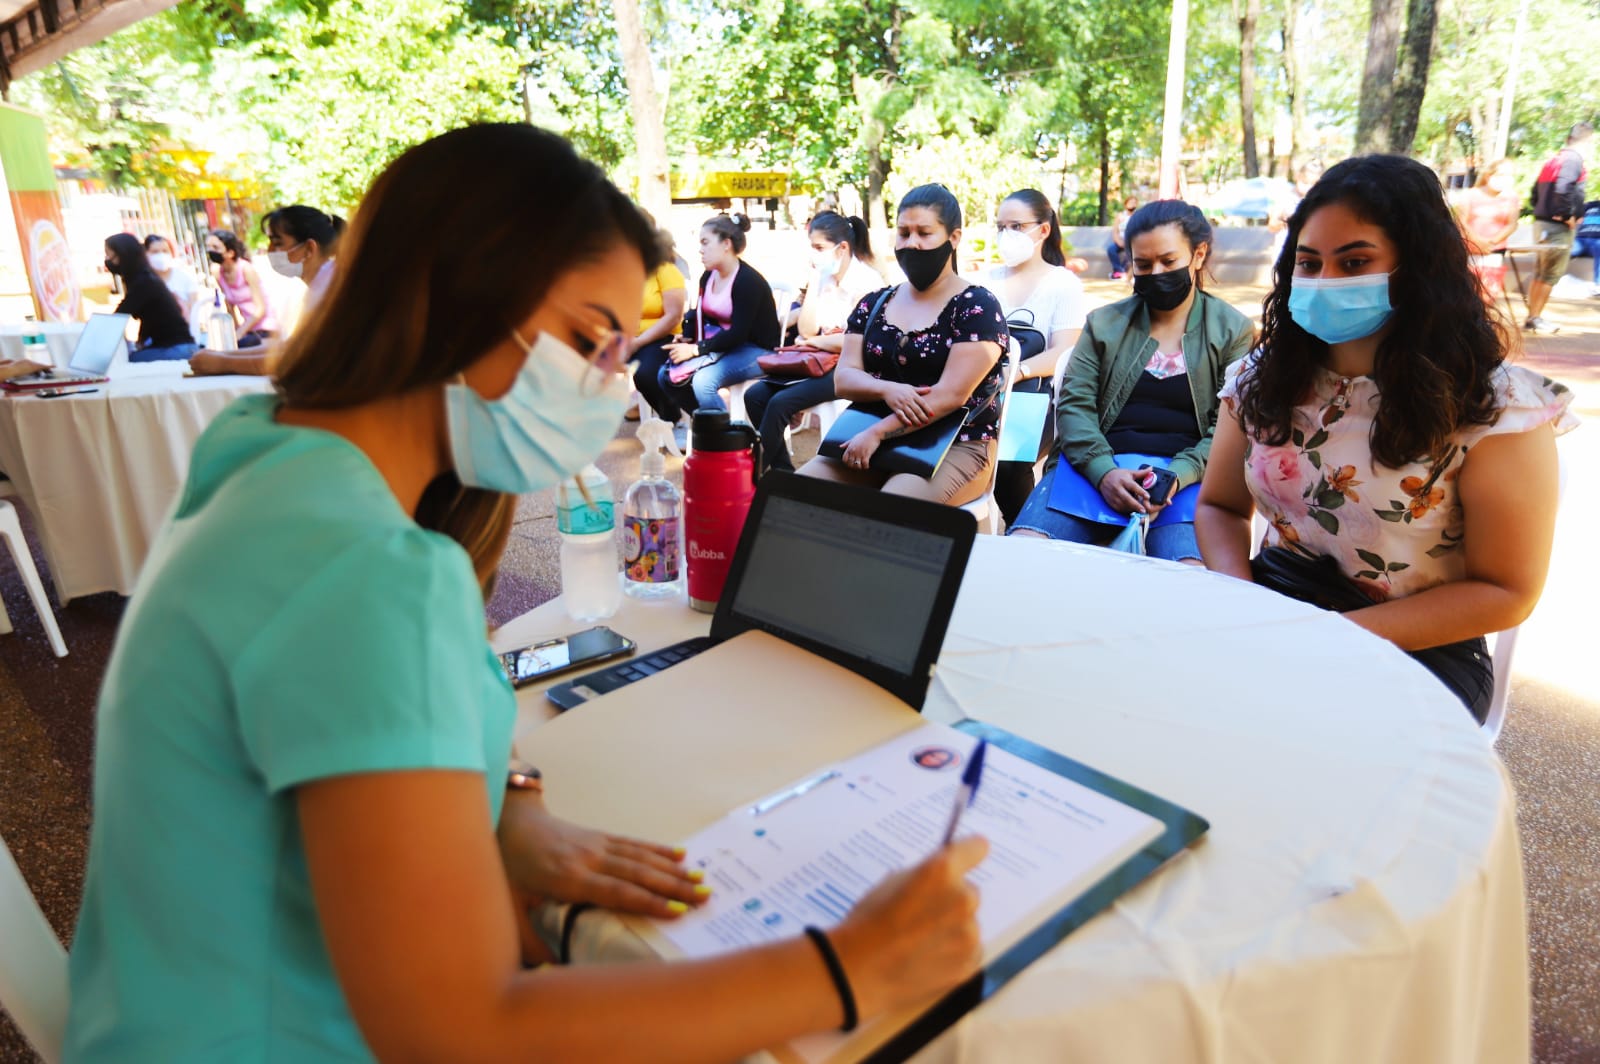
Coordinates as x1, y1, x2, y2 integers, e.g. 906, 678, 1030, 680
1056, 289, 1254, 491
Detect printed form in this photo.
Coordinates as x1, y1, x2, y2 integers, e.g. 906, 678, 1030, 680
654, 721, 1165, 963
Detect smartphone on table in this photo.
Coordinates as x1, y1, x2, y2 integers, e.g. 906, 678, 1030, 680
498, 626, 636, 688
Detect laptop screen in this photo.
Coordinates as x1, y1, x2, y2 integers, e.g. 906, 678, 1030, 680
69, 314, 131, 375
726, 494, 954, 676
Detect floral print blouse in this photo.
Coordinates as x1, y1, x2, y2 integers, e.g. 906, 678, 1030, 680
1220, 357, 1578, 603
847, 285, 1010, 442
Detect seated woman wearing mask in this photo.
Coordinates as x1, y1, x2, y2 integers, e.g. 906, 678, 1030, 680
985, 189, 1086, 525
799, 184, 1008, 505
191, 205, 344, 376
207, 228, 279, 346
66, 124, 986, 1064
103, 233, 197, 362
1009, 201, 1253, 561
622, 219, 688, 421
650, 212, 782, 417
1198, 154, 1575, 722
143, 233, 200, 327
743, 211, 884, 472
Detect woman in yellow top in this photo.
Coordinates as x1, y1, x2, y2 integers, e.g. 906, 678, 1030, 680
629, 226, 689, 420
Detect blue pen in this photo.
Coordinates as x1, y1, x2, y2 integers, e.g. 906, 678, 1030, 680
940, 738, 987, 845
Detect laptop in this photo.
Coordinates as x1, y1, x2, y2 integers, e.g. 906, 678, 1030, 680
2, 313, 129, 392
546, 471, 977, 711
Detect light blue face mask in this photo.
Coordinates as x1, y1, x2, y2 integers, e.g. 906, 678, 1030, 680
444, 328, 629, 495
1288, 273, 1394, 345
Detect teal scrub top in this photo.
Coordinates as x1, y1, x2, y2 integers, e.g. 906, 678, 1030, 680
65, 394, 516, 1063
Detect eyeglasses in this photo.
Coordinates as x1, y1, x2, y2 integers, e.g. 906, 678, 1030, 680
995, 222, 1042, 235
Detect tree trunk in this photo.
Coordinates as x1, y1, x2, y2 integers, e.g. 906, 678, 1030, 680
1097, 125, 1111, 225
612, 0, 670, 222
1283, 0, 1307, 174
1239, 0, 1261, 177
1355, 0, 1402, 153
1388, 0, 1436, 153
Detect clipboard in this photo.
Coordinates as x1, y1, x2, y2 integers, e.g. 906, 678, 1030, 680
859, 718, 1209, 1064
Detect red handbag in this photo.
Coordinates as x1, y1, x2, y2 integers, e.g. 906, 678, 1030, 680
756, 345, 840, 379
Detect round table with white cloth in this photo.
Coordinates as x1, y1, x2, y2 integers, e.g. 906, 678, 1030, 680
494, 534, 1528, 1064
0, 320, 84, 367
0, 369, 273, 602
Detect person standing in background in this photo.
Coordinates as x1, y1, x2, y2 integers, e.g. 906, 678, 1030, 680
1525, 122, 1591, 333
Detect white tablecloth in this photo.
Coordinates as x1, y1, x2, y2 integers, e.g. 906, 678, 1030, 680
495, 535, 1528, 1064
0, 370, 272, 601
0, 321, 84, 368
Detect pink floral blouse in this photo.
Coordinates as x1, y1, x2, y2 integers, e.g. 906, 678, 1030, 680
1220, 358, 1578, 603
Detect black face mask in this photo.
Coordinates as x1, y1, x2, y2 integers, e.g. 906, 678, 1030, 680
1132, 266, 1193, 312
207, 249, 226, 265
103, 258, 121, 276
895, 241, 953, 291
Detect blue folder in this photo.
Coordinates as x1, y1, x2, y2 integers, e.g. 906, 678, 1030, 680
1044, 452, 1199, 528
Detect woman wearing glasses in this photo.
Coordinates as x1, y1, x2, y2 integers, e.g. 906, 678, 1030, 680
985, 189, 1087, 524
66, 124, 985, 1063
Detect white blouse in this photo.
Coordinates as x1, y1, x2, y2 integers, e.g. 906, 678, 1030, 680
1220, 357, 1578, 602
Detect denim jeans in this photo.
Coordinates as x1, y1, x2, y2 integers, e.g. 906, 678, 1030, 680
1573, 235, 1600, 283
659, 343, 768, 413
130, 341, 198, 363
1008, 459, 1200, 561
1104, 241, 1127, 275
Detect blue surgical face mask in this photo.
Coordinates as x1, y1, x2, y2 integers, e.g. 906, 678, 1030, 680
444, 328, 629, 494
1288, 273, 1394, 345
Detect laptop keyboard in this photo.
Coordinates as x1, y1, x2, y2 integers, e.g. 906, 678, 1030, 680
545, 636, 715, 711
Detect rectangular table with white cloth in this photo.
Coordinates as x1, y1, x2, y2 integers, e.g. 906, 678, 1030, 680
0, 369, 272, 602
494, 535, 1529, 1064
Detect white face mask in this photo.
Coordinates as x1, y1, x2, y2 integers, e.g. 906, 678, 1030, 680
267, 249, 303, 279
996, 227, 1040, 268
813, 246, 842, 279
147, 252, 173, 273
444, 329, 630, 495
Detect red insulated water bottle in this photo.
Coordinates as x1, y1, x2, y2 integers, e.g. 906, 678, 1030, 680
683, 409, 761, 613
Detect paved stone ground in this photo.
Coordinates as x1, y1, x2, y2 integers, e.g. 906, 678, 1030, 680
0, 276, 1594, 1061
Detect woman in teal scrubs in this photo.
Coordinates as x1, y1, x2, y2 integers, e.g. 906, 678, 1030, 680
64, 124, 987, 1063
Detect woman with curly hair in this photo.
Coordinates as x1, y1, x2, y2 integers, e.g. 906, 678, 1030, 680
1197, 154, 1576, 722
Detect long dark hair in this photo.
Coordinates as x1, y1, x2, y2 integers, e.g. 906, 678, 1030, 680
1238, 154, 1504, 469
263, 205, 347, 255
808, 211, 872, 260
104, 232, 153, 277
1001, 189, 1065, 267
209, 229, 251, 262
1124, 200, 1213, 289
273, 124, 660, 585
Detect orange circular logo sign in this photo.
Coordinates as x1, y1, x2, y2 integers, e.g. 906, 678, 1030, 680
30, 220, 79, 323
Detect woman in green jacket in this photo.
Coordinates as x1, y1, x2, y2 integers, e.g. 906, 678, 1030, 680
1009, 201, 1253, 561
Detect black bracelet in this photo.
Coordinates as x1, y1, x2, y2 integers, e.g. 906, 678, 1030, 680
803, 925, 858, 1032
559, 902, 594, 965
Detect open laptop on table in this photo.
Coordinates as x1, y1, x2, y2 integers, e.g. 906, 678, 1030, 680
546, 471, 977, 712
2, 313, 129, 392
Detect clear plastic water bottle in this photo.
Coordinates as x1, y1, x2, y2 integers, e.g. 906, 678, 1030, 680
623, 418, 684, 600
557, 464, 622, 621
20, 316, 49, 365
205, 291, 238, 351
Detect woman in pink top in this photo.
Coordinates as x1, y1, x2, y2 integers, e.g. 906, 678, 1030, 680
207, 228, 278, 340
1454, 159, 1522, 299
1198, 155, 1575, 722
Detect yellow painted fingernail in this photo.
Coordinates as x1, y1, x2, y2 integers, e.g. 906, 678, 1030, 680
693, 884, 713, 898
672, 846, 687, 859
687, 869, 706, 883
666, 900, 689, 915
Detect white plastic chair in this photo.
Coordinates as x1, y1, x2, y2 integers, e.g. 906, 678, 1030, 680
1480, 451, 1570, 742
0, 500, 67, 658
0, 830, 68, 1062
961, 353, 1020, 534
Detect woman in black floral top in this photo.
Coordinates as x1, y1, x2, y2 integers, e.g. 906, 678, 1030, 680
799, 183, 1009, 506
